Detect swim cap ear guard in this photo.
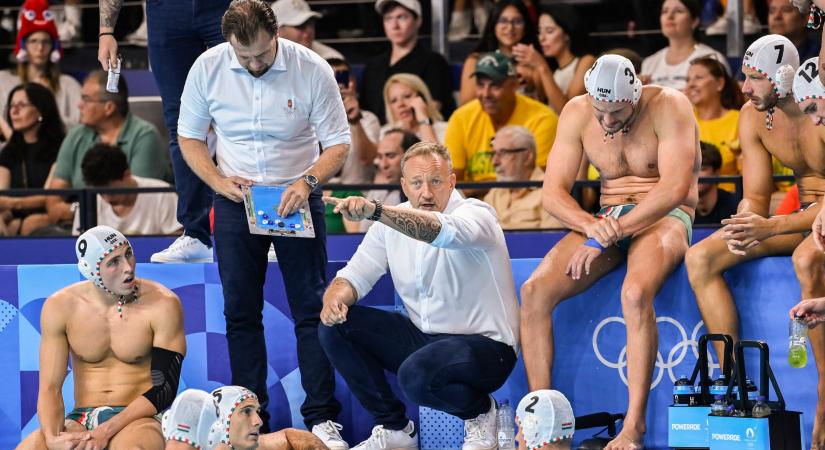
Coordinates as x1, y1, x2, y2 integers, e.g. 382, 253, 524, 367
742, 34, 800, 129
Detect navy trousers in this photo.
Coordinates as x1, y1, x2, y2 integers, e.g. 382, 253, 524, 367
213, 191, 341, 430
318, 305, 517, 429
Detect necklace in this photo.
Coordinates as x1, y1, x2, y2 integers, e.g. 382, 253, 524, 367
115, 281, 139, 318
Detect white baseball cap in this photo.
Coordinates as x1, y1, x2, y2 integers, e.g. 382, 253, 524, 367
516, 390, 575, 450
272, 0, 322, 27
375, 0, 422, 17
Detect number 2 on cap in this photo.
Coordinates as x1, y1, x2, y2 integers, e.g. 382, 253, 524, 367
525, 396, 539, 413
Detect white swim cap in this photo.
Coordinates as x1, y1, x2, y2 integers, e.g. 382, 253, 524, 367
516, 390, 575, 450
211, 385, 259, 445
75, 225, 130, 292
162, 389, 220, 449
584, 54, 642, 105
742, 34, 800, 99
794, 57, 825, 103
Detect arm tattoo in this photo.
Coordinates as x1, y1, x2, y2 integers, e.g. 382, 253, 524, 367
100, 0, 123, 29
382, 208, 442, 243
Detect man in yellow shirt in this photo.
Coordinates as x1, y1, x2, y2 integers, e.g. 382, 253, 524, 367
445, 52, 559, 181
483, 125, 562, 229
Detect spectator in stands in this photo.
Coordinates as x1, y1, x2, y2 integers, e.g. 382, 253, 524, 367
99, 0, 230, 265
459, 0, 539, 105
0, 83, 64, 236
382, 73, 447, 142
320, 142, 519, 450
768, 0, 820, 61
445, 51, 558, 181
328, 58, 381, 185
705, 0, 761, 35
686, 56, 745, 193
360, 0, 456, 123
272, 0, 345, 60
641, 0, 728, 90
447, 0, 492, 41
44, 71, 168, 232
77, 144, 181, 236
358, 128, 420, 232
483, 125, 561, 230
0, 0, 80, 140
695, 142, 739, 225
511, 4, 596, 114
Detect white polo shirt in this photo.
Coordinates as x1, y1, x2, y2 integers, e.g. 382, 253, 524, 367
178, 38, 351, 184
337, 190, 520, 351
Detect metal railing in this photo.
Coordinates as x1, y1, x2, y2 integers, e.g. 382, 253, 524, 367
0, 175, 797, 234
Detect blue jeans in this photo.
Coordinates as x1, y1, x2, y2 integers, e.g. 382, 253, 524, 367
318, 305, 517, 429
146, 0, 228, 246
213, 191, 340, 430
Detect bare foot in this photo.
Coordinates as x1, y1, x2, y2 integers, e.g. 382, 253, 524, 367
813, 401, 825, 450
605, 429, 644, 450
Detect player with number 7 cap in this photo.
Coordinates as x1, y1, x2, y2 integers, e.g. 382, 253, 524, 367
519, 53, 699, 449
16, 225, 187, 449
686, 36, 825, 450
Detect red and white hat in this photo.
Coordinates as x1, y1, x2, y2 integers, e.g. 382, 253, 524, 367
15, 0, 62, 63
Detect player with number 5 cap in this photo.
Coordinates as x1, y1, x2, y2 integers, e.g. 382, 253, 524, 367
16, 225, 186, 450
519, 53, 699, 449
686, 36, 825, 449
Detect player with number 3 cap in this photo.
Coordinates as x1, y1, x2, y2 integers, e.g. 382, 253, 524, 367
519, 53, 699, 449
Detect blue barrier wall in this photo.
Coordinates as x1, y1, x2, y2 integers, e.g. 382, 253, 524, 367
0, 255, 814, 449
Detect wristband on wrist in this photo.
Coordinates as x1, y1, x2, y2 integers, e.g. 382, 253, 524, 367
417, 117, 432, 126
368, 199, 383, 221
99, 32, 116, 37
583, 238, 605, 250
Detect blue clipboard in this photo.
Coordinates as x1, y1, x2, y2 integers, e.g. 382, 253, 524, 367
242, 185, 315, 238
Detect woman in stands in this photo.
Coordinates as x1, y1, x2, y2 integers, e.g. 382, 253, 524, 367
458, 0, 539, 105
510, 4, 596, 114
0, 0, 80, 140
641, 0, 728, 90
685, 56, 744, 193
382, 73, 447, 143
0, 83, 66, 235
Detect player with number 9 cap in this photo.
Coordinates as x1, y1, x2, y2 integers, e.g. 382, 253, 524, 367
520, 52, 699, 449
515, 390, 575, 450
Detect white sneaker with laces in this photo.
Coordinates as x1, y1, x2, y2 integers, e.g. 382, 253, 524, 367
267, 243, 278, 262
312, 420, 350, 450
352, 421, 418, 450
462, 396, 498, 450
150, 236, 213, 263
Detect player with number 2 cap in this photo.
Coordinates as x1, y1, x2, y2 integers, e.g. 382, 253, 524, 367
519, 53, 699, 449
515, 390, 575, 450
16, 225, 187, 449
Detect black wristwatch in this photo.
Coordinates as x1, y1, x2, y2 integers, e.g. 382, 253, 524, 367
303, 174, 319, 190
368, 199, 383, 221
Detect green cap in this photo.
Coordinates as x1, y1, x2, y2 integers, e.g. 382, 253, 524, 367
472, 51, 515, 83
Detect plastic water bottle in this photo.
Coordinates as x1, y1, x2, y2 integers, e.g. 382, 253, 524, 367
497, 399, 515, 449
752, 396, 771, 418
789, 317, 809, 368
710, 376, 728, 396
710, 395, 728, 416
673, 375, 694, 405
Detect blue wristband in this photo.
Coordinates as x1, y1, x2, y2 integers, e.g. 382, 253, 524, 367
583, 238, 605, 250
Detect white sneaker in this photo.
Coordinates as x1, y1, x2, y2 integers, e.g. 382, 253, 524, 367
150, 236, 213, 263
312, 420, 350, 450
126, 19, 148, 46
462, 396, 498, 450
267, 243, 277, 262
352, 421, 418, 450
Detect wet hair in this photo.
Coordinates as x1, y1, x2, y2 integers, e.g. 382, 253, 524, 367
384, 127, 421, 152
86, 70, 130, 117
222, 0, 279, 45
700, 141, 722, 171
690, 55, 744, 110
82, 143, 129, 186
473, 0, 539, 54
401, 141, 452, 172
4, 83, 65, 163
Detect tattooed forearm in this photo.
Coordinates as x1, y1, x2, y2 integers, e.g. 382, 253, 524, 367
100, 0, 123, 29
381, 207, 441, 243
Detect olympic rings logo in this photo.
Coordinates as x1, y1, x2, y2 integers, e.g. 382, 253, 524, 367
591, 316, 719, 389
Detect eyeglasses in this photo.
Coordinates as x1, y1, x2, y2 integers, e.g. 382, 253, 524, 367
80, 95, 107, 104
497, 17, 525, 27
490, 147, 529, 157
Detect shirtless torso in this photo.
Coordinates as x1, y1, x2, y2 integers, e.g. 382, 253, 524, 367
520, 54, 699, 450
17, 238, 185, 450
